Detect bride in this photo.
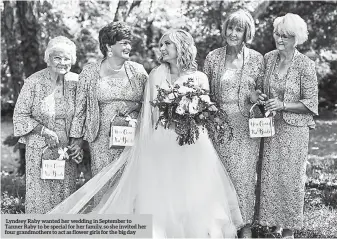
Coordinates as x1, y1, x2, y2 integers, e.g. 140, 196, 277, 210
49, 29, 243, 238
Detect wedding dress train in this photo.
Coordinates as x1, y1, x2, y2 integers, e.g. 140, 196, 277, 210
49, 64, 244, 238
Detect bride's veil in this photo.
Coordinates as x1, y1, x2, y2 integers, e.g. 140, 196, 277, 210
48, 65, 166, 214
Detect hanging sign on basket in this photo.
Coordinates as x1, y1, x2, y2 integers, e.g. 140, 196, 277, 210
40, 147, 67, 180
109, 114, 137, 147
249, 103, 275, 138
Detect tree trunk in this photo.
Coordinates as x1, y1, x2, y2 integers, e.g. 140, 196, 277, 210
252, 1, 271, 19
114, 0, 142, 22
126, 0, 142, 19
2, 1, 24, 102
113, 0, 127, 22
17, 1, 43, 78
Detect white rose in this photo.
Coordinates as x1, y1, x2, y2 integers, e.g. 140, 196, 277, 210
175, 106, 185, 115
199, 95, 211, 104
178, 86, 195, 95
176, 96, 190, 112
180, 96, 190, 105
168, 93, 176, 100
177, 86, 188, 95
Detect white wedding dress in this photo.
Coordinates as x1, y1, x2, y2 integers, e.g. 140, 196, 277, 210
49, 64, 243, 238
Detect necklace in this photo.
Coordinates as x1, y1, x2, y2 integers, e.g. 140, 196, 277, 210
108, 64, 124, 72
105, 60, 124, 73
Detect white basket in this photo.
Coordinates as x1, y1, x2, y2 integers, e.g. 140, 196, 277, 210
40, 146, 65, 180
109, 114, 136, 147
249, 103, 275, 138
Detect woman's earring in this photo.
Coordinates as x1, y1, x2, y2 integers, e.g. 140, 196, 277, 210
107, 51, 113, 57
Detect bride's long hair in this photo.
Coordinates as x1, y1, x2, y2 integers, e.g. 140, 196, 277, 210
158, 29, 198, 72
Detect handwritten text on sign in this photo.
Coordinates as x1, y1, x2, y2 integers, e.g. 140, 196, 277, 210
110, 126, 136, 147
249, 118, 275, 138
41, 160, 65, 180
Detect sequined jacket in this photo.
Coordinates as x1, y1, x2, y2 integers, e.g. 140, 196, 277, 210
13, 69, 78, 148
69, 60, 148, 142
263, 50, 318, 127
203, 45, 264, 117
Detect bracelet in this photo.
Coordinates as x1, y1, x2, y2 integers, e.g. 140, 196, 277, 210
41, 126, 45, 136
282, 102, 286, 111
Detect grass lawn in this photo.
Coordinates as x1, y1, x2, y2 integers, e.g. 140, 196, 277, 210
1, 118, 19, 173
1, 116, 337, 237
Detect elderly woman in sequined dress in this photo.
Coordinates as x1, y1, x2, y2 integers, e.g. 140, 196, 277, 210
69, 22, 148, 206
258, 13, 318, 238
13, 36, 80, 214
203, 9, 265, 237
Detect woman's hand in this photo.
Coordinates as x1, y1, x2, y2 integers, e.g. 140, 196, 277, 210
118, 102, 141, 116
250, 90, 267, 105
265, 98, 284, 112
42, 128, 59, 148
68, 138, 83, 164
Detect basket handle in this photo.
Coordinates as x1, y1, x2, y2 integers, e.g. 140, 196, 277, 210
40, 145, 50, 167
109, 113, 118, 137
249, 103, 258, 119
109, 113, 136, 136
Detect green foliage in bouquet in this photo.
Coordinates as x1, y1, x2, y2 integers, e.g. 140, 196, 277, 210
150, 78, 232, 146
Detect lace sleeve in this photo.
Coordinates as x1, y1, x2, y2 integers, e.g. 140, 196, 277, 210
69, 67, 89, 138
299, 60, 318, 115
13, 79, 40, 137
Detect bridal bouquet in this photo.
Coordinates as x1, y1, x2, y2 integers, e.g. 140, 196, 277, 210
150, 78, 232, 146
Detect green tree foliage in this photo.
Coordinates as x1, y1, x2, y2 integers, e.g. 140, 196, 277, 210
1, 0, 336, 113
2, 1, 24, 110
1, 0, 73, 110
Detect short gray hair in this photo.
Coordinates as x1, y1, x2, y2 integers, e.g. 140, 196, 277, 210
222, 9, 256, 44
273, 13, 308, 45
44, 36, 77, 64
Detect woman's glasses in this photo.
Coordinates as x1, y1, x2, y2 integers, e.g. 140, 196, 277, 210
273, 32, 294, 40
52, 56, 72, 64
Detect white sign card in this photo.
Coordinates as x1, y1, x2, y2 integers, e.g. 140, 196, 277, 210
110, 126, 136, 147
41, 160, 65, 180
249, 117, 275, 138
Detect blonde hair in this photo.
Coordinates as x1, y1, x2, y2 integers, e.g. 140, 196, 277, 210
222, 9, 255, 44
158, 29, 197, 72
273, 13, 308, 45
44, 36, 77, 65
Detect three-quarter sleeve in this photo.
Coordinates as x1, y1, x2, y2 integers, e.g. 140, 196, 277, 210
13, 79, 40, 137
299, 60, 318, 115
203, 53, 215, 101
139, 65, 149, 92
69, 68, 89, 138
